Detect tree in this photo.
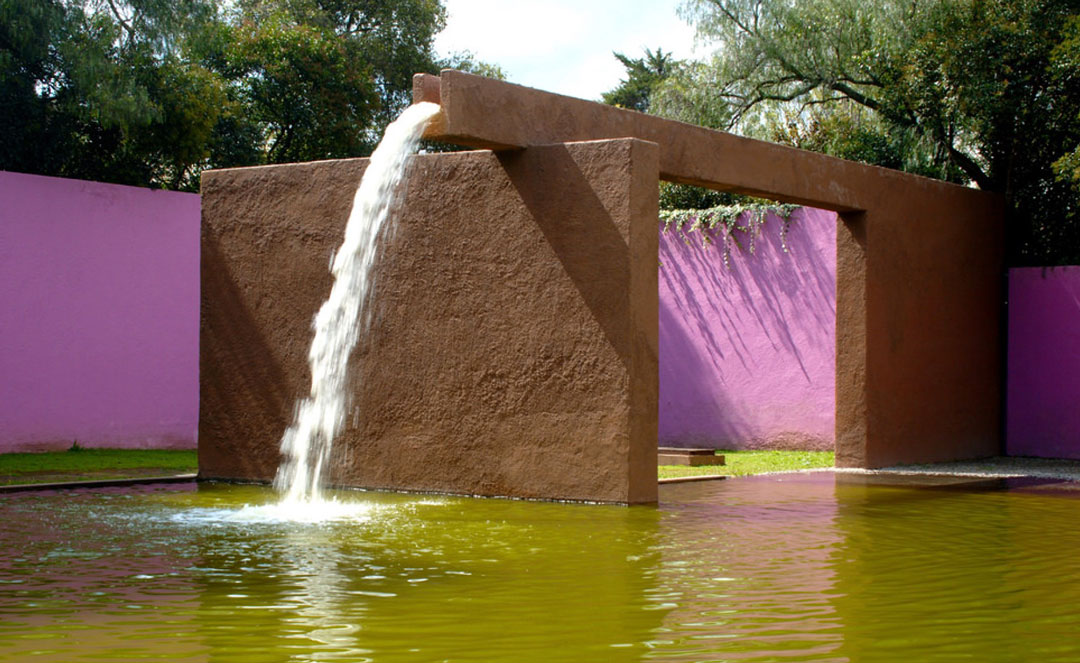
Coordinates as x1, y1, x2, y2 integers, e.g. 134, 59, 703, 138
0, 0, 69, 174
1050, 16, 1080, 195
601, 48, 678, 112
1, 0, 230, 189
223, 0, 448, 163
1, 0, 489, 190
659, 0, 1080, 264
601, 47, 735, 210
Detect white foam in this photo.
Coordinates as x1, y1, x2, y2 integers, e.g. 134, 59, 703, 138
273, 102, 442, 506
172, 498, 377, 525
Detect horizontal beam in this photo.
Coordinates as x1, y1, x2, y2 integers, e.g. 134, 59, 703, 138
414, 70, 989, 213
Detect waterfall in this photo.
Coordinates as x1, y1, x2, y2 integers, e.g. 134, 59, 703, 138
274, 101, 441, 504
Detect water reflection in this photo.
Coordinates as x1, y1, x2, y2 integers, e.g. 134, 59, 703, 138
180, 485, 666, 662
5, 475, 1080, 661
651, 476, 845, 661
0, 485, 206, 661
828, 474, 1080, 663
648, 473, 1080, 662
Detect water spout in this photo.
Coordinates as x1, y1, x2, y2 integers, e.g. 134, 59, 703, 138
274, 101, 442, 505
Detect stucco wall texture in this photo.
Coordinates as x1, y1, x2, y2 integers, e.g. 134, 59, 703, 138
0, 171, 200, 452
1007, 267, 1080, 459
659, 208, 837, 450
199, 139, 659, 504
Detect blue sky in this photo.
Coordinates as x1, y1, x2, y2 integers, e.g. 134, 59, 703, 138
434, 0, 701, 101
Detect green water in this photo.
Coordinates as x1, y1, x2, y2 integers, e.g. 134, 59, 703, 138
2, 473, 1080, 661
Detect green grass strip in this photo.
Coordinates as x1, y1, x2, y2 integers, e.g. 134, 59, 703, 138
0, 448, 197, 485
1, 447, 830, 486
659, 449, 834, 479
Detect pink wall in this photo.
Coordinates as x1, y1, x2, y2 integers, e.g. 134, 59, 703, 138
1006, 267, 1080, 459
659, 208, 837, 449
0, 172, 199, 452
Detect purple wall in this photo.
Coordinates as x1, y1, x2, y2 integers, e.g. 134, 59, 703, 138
659, 208, 837, 450
1007, 267, 1080, 459
0, 172, 200, 452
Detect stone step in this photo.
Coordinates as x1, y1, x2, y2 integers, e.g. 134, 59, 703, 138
658, 447, 717, 456
657, 448, 726, 466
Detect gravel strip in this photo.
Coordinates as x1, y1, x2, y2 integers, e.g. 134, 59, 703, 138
836, 456, 1080, 482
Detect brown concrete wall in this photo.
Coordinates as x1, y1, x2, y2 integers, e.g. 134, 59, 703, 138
417, 71, 1005, 469
200, 138, 659, 503
848, 190, 1005, 467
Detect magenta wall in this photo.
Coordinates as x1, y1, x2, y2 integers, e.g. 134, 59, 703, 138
1006, 267, 1080, 459
0, 172, 200, 452
659, 208, 837, 450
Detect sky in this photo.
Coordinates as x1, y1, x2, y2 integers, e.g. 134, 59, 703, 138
434, 0, 703, 102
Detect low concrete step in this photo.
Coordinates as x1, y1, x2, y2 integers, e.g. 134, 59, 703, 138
657, 448, 726, 466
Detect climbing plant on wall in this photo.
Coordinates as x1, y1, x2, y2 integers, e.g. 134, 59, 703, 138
660, 202, 799, 268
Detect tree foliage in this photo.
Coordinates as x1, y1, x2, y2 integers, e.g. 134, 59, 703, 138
658, 0, 1080, 265
601, 46, 769, 211
601, 48, 678, 112
0, 0, 488, 191
1, 0, 227, 188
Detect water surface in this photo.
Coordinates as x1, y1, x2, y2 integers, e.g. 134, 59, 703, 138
2, 473, 1079, 661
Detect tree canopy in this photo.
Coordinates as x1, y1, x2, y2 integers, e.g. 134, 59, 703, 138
649, 0, 1080, 265
0, 0, 495, 191
7, 0, 1079, 263
601, 48, 678, 113
603, 46, 739, 210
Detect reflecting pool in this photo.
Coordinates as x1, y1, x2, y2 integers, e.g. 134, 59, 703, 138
3, 473, 1080, 661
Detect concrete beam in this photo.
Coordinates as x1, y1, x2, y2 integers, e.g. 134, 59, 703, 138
415, 69, 1007, 469
414, 70, 991, 214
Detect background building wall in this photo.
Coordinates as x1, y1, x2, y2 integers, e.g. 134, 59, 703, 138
659, 208, 837, 450
1007, 266, 1080, 459
0, 171, 200, 452
10, 165, 1075, 467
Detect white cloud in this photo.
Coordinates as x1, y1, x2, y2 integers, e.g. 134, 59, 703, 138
558, 51, 626, 101
436, 1, 588, 59
435, 0, 700, 101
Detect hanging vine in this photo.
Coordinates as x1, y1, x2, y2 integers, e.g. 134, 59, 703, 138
660, 202, 799, 268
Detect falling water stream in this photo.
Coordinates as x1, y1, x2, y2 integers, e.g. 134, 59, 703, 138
272, 101, 441, 507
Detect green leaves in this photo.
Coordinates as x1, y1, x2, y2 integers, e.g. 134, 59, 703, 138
228, 12, 379, 162
662, 0, 1080, 265
601, 48, 678, 112
1, 0, 463, 190
1050, 15, 1080, 194
660, 202, 799, 268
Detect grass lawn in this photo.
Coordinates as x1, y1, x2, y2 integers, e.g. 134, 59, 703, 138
659, 449, 834, 479
0, 447, 829, 486
0, 448, 198, 486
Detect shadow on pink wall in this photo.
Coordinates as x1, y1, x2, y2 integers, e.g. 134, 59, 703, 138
0, 172, 199, 452
659, 208, 837, 450
1007, 267, 1080, 459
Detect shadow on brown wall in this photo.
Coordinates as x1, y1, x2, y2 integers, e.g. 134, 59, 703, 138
498, 146, 632, 372
199, 230, 288, 481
